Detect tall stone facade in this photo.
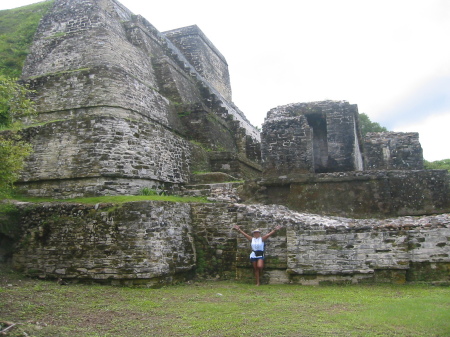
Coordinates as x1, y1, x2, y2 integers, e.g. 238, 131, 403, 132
164, 25, 232, 102
16, 0, 261, 198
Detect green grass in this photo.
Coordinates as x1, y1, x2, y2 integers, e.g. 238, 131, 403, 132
1, 266, 449, 336
6, 194, 211, 204
0, 1, 53, 78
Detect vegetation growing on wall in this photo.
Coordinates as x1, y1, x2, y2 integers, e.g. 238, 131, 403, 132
0, 75, 37, 198
0, 75, 36, 127
0, 2, 50, 198
0, 1, 53, 78
0, 135, 33, 198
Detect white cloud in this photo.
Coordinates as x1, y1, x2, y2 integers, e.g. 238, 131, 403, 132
394, 111, 450, 161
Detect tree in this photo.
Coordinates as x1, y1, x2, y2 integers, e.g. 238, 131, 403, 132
424, 159, 450, 172
0, 75, 35, 128
0, 135, 33, 198
0, 75, 36, 198
358, 113, 388, 136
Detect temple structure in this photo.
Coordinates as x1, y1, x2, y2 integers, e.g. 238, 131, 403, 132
0, 0, 448, 286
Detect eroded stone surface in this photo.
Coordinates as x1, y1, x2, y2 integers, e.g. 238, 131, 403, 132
7, 201, 450, 285
262, 101, 363, 175
14, 0, 261, 198
364, 132, 424, 170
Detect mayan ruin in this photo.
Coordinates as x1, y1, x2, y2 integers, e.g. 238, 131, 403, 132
1, 0, 449, 287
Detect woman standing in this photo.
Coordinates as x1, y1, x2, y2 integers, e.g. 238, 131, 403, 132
233, 225, 282, 286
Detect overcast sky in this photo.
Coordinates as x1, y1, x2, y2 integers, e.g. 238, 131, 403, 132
2, 0, 450, 161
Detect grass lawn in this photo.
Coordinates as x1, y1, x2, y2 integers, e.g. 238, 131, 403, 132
1, 266, 449, 337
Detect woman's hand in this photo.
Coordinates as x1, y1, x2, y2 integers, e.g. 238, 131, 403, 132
234, 225, 252, 240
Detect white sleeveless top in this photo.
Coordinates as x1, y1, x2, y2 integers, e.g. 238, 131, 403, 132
249, 237, 264, 258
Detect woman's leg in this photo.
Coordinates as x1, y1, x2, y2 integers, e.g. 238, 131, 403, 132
257, 259, 264, 285
252, 261, 259, 285
252, 259, 264, 286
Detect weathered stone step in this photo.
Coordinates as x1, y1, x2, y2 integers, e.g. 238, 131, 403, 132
189, 172, 240, 185
184, 182, 242, 190
181, 181, 243, 202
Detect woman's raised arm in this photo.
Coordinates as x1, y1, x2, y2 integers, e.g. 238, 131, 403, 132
233, 225, 252, 241
262, 225, 282, 241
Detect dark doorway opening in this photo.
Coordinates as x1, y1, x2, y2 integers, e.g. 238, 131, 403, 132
305, 113, 329, 173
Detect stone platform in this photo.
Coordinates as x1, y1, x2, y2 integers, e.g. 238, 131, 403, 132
3, 201, 449, 286
259, 170, 450, 218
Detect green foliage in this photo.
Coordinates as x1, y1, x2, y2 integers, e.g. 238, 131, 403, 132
424, 159, 450, 172
139, 187, 165, 196
0, 135, 33, 198
189, 139, 214, 152
0, 75, 36, 128
0, 75, 36, 198
139, 187, 158, 196
359, 112, 388, 136
0, 1, 53, 78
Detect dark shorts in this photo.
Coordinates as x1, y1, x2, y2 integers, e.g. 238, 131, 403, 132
251, 257, 264, 262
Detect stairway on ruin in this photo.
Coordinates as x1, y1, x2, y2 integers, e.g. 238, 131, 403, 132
181, 172, 243, 202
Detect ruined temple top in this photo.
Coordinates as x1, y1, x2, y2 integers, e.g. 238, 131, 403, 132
163, 25, 228, 66
265, 100, 357, 123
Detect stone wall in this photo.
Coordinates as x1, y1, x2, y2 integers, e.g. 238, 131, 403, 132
17, 115, 191, 198
4, 201, 449, 285
209, 152, 262, 180
258, 100, 447, 218
164, 25, 232, 102
285, 210, 450, 284
190, 203, 239, 278
262, 115, 314, 176
25, 66, 176, 129
10, 201, 195, 286
262, 101, 363, 176
364, 132, 424, 170
14, 0, 261, 197
259, 170, 450, 217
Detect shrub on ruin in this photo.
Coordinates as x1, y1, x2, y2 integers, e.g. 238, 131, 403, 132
0, 75, 35, 198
